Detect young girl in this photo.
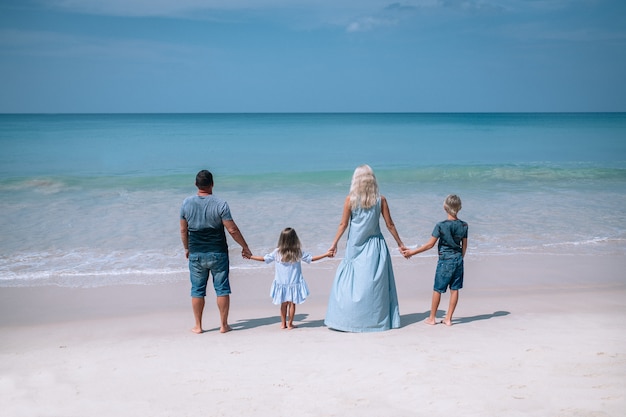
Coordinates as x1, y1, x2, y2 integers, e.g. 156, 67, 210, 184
250, 227, 332, 329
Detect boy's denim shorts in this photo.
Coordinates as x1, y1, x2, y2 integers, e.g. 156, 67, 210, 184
433, 256, 464, 293
188, 252, 230, 297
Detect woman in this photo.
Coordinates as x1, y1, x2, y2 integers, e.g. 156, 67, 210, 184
325, 165, 406, 332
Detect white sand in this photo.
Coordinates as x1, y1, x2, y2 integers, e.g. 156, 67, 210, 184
1, 254, 625, 417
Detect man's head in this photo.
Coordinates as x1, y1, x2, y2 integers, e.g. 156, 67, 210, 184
195, 170, 214, 191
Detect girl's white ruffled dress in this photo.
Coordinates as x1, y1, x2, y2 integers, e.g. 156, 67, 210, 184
263, 249, 311, 305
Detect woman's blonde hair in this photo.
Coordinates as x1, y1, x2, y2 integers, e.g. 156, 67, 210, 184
349, 164, 379, 210
277, 227, 302, 263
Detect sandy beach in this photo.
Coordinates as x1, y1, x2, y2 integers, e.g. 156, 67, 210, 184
1, 254, 625, 417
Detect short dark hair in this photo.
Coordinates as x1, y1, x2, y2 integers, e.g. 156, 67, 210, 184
195, 170, 214, 189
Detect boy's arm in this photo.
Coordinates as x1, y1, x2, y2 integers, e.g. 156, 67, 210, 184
461, 237, 468, 258
403, 236, 438, 259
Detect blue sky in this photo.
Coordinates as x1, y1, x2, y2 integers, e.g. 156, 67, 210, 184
0, 0, 624, 113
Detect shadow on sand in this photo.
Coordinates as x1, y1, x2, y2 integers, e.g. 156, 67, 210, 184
226, 314, 326, 331
400, 311, 432, 327
452, 310, 510, 325
207, 310, 510, 332
401, 310, 510, 327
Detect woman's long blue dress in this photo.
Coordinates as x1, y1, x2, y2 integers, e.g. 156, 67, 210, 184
324, 198, 401, 332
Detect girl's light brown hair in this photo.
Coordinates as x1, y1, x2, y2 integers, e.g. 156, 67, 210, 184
277, 227, 302, 263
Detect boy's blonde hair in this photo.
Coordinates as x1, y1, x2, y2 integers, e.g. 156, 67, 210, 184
349, 164, 379, 210
444, 194, 462, 217
277, 227, 302, 263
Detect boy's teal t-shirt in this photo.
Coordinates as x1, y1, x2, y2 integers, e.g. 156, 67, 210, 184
432, 219, 468, 258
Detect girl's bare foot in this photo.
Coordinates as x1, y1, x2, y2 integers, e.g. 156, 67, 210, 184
424, 318, 438, 325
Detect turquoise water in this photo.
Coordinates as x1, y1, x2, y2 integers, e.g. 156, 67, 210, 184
1, 113, 625, 287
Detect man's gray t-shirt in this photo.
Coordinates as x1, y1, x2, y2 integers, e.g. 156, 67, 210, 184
432, 219, 468, 258
180, 195, 233, 253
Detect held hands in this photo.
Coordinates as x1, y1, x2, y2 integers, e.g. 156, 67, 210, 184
397, 244, 414, 260
241, 247, 252, 259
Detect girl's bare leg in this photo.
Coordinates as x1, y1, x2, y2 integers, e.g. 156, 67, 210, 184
287, 302, 297, 329
280, 302, 288, 329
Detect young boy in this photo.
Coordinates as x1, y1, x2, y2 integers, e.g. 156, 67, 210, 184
402, 194, 468, 326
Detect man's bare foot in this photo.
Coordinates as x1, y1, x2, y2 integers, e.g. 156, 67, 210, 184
220, 325, 232, 333
424, 318, 438, 325
191, 327, 204, 334
280, 324, 287, 329
441, 320, 453, 326
287, 324, 297, 330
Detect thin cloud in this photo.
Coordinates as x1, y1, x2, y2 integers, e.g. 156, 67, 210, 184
346, 17, 398, 33
344, 1, 428, 33
384, 2, 419, 12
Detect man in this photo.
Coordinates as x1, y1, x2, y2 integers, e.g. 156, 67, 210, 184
180, 170, 251, 333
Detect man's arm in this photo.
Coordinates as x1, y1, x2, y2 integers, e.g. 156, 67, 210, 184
180, 219, 190, 259
223, 219, 252, 258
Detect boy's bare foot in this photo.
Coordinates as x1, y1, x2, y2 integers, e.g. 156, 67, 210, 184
424, 318, 438, 325
220, 325, 232, 333
191, 327, 204, 334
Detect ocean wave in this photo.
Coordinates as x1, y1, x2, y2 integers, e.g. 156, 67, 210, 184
2, 164, 625, 193
2, 235, 624, 288
541, 237, 626, 248
376, 164, 626, 185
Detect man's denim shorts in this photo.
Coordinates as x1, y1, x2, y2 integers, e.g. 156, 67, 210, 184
433, 256, 464, 293
188, 252, 230, 297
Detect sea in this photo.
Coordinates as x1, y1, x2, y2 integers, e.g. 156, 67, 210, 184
1, 113, 625, 288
